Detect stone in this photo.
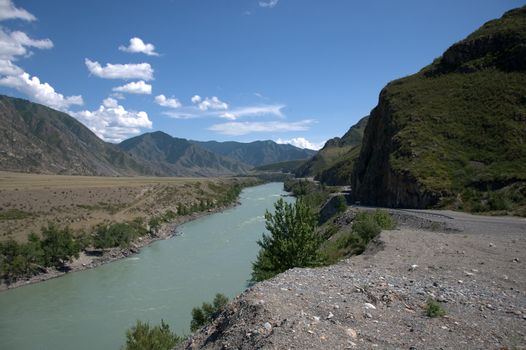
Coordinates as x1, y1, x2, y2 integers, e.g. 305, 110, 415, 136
346, 328, 358, 339
263, 322, 272, 331
364, 303, 376, 310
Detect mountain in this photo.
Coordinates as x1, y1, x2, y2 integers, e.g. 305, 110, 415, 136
0, 95, 149, 176
119, 132, 251, 176
295, 116, 368, 180
193, 140, 316, 167
352, 6, 526, 214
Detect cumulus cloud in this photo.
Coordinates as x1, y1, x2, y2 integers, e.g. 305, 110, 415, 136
276, 137, 324, 150
71, 98, 152, 143
119, 37, 159, 56
0, 71, 83, 110
259, 0, 279, 8
220, 105, 284, 120
208, 120, 314, 136
0, 0, 36, 22
192, 96, 228, 111
112, 80, 152, 95
191, 95, 201, 104
0, 28, 53, 60
155, 94, 181, 108
85, 58, 154, 80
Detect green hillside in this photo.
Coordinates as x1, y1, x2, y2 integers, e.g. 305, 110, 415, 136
352, 6, 526, 215
295, 116, 368, 180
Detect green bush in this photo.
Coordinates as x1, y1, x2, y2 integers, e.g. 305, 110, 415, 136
426, 298, 446, 318
190, 293, 229, 332
251, 198, 322, 282
122, 320, 180, 350
93, 221, 147, 249
41, 224, 80, 268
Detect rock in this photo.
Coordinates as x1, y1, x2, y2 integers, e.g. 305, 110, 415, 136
364, 303, 376, 310
263, 322, 272, 332
364, 312, 373, 319
489, 243, 495, 247
326, 312, 334, 320
346, 328, 358, 339
409, 264, 418, 271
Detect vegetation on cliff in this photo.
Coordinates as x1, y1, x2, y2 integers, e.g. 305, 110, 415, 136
350, 6, 526, 214
295, 116, 368, 182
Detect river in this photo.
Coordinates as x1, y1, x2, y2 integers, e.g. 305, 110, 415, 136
0, 182, 293, 350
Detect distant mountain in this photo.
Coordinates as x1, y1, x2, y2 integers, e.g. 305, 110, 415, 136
119, 132, 251, 176
193, 140, 316, 167
0, 95, 149, 176
352, 6, 526, 214
295, 116, 368, 181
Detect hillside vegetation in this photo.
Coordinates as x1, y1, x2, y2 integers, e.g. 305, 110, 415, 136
295, 116, 368, 183
351, 6, 526, 215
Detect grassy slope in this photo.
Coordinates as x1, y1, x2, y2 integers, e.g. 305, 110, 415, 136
352, 6, 526, 215
296, 116, 368, 180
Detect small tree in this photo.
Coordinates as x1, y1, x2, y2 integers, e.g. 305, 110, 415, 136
190, 293, 229, 332
251, 198, 321, 282
41, 224, 79, 268
123, 320, 180, 350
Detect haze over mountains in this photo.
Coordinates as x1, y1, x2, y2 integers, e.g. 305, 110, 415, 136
0, 95, 315, 177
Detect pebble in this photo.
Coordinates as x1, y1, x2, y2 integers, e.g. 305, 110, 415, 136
346, 328, 358, 339
364, 312, 373, 319
364, 303, 376, 310
263, 322, 272, 331
489, 243, 495, 247
327, 312, 334, 320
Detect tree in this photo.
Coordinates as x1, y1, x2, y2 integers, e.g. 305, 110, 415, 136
251, 198, 321, 282
123, 320, 180, 350
190, 293, 229, 332
41, 224, 79, 268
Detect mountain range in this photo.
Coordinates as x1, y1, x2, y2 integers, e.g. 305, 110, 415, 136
0, 95, 315, 177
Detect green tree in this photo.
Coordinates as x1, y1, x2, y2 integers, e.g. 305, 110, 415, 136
251, 198, 321, 282
41, 224, 80, 268
122, 320, 180, 350
190, 293, 229, 332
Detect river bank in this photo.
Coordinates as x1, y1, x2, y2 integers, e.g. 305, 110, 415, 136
0, 201, 239, 292
181, 208, 526, 349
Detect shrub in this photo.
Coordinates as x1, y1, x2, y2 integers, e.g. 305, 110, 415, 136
41, 224, 80, 268
122, 320, 180, 350
426, 298, 446, 318
190, 293, 229, 332
93, 221, 147, 249
251, 198, 322, 282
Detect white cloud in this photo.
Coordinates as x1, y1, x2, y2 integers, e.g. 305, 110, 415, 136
0, 0, 36, 21
0, 25, 81, 111
0, 69, 83, 110
155, 94, 181, 108
220, 104, 284, 120
276, 137, 324, 150
119, 37, 159, 56
0, 28, 53, 60
191, 94, 201, 104
193, 96, 228, 111
162, 111, 197, 120
85, 58, 154, 80
112, 80, 152, 95
259, 0, 279, 8
208, 120, 314, 136
71, 98, 152, 143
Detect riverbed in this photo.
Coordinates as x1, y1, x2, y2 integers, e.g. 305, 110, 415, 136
0, 182, 293, 350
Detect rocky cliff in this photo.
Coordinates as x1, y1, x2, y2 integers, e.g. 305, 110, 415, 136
352, 6, 526, 211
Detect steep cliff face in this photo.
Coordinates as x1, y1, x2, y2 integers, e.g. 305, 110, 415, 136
352, 6, 526, 209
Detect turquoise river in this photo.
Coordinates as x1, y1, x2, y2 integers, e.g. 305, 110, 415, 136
0, 182, 293, 350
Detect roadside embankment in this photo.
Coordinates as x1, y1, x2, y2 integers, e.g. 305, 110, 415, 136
181, 210, 526, 349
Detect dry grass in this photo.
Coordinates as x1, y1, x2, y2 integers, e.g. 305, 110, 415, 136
0, 171, 242, 242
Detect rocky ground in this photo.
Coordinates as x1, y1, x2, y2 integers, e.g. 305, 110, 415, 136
180, 209, 526, 349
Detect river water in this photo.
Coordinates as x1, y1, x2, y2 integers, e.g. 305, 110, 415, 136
0, 182, 292, 350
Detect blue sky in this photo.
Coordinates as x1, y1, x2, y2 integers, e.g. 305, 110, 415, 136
0, 0, 523, 148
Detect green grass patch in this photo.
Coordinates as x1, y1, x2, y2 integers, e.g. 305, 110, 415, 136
0, 209, 32, 221
426, 298, 446, 318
